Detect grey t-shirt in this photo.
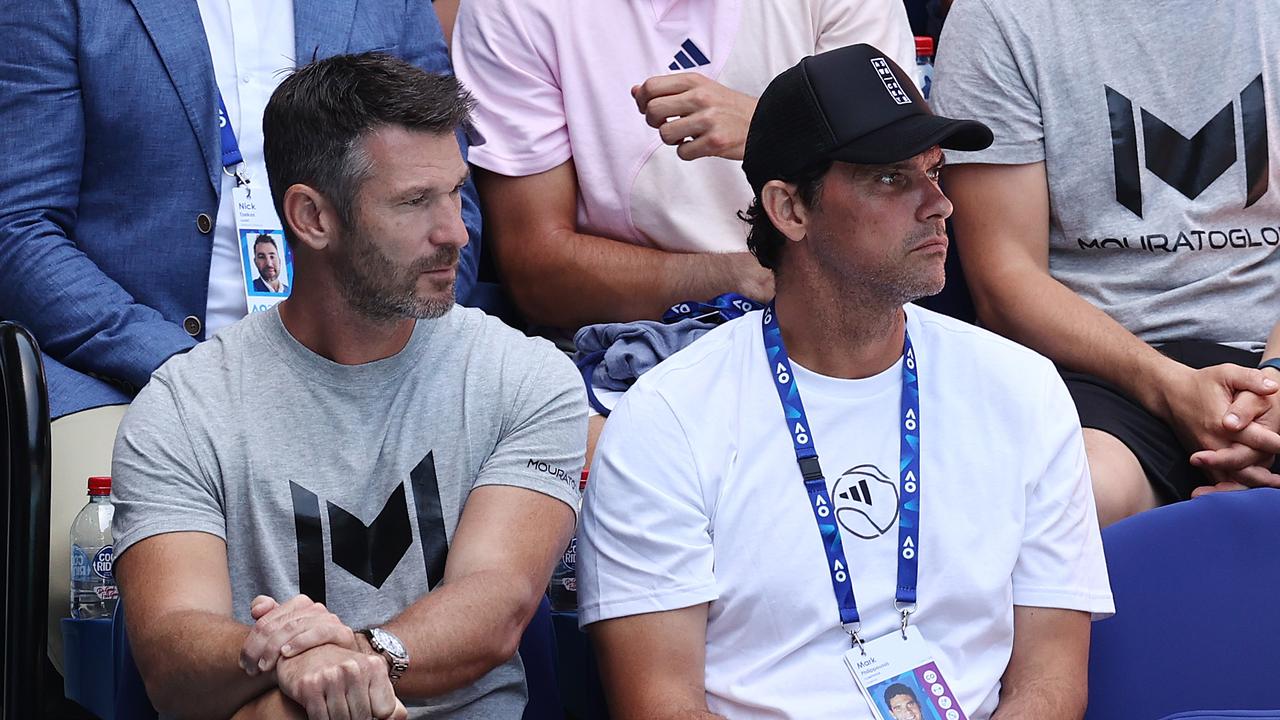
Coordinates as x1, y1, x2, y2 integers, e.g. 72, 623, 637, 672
112, 306, 586, 719
933, 0, 1278, 350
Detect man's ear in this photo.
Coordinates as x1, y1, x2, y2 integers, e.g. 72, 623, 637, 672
282, 184, 341, 251
760, 180, 809, 243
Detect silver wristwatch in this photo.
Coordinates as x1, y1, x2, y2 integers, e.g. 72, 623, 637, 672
360, 627, 410, 683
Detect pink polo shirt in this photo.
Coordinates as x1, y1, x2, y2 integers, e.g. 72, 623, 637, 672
453, 0, 915, 254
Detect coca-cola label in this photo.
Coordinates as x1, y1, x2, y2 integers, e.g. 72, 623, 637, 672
93, 546, 115, 581
95, 585, 119, 601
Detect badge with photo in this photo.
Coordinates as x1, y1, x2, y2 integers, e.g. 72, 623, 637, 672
242, 230, 292, 298
232, 179, 290, 313
845, 627, 967, 720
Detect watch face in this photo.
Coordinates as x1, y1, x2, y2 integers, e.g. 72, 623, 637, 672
372, 628, 407, 658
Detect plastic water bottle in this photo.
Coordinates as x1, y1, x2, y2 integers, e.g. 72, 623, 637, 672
915, 36, 935, 100
70, 476, 118, 619
548, 536, 578, 612
548, 470, 589, 612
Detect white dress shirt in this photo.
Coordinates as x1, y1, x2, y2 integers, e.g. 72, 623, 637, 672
197, 0, 296, 335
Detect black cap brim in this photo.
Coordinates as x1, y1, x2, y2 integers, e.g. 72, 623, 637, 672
828, 113, 993, 165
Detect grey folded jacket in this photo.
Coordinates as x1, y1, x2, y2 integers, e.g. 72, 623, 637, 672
573, 318, 718, 392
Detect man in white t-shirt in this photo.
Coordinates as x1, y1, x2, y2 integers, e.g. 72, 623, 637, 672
578, 45, 1114, 720
452, 0, 914, 332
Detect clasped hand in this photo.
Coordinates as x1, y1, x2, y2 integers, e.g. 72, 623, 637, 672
240, 594, 406, 720
1162, 364, 1280, 493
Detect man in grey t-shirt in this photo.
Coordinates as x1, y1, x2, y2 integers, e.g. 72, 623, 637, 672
932, 0, 1280, 526
112, 53, 585, 719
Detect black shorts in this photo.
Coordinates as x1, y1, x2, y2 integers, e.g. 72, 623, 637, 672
1060, 341, 1272, 503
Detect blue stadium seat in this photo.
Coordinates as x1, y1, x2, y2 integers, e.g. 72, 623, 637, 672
1086, 489, 1280, 720
520, 596, 566, 719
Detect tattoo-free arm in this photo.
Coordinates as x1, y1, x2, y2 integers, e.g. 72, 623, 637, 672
991, 606, 1091, 720
589, 604, 725, 720
377, 486, 576, 698
115, 533, 276, 720
946, 162, 1185, 412
947, 161, 1280, 465
476, 162, 773, 329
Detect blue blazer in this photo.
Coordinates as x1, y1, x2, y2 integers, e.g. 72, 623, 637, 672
0, 0, 483, 418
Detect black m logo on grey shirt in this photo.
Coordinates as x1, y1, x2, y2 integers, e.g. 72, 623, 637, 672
289, 452, 449, 604
1107, 75, 1269, 218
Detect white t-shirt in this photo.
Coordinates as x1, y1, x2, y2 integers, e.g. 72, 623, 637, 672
578, 306, 1114, 720
197, 0, 296, 335
453, 0, 914, 254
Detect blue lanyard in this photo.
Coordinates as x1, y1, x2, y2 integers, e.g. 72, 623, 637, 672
663, 293, 765, 324
216, 89, 244, 169
761, 303, 921, 647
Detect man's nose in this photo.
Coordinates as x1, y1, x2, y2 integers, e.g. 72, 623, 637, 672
917, 177, 953, 222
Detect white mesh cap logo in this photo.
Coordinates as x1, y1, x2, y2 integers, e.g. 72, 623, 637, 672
871, 57, 912, 105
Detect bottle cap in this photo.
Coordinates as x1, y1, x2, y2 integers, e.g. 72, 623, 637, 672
87, 476, 111, 496
915, 36, 934, 59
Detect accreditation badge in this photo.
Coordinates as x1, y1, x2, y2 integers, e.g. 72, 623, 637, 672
845, 626, 967, 720
232, 180, 291, 314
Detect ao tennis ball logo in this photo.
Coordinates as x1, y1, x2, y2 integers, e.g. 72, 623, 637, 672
832, 464, 899, 540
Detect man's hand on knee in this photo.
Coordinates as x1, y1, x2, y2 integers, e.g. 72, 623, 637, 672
240, 594, 358, 676
276, 644, 406, 720
1186, 374, 1280, 490
1157, 363, 1277, 453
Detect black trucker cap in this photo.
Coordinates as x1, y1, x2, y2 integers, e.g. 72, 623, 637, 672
742, 44, 993, 194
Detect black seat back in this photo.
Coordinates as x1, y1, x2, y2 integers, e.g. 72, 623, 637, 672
1, 321, 52, 720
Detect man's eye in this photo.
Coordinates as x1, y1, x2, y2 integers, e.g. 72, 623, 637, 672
878, 172, 902, 185
926, 168, 943, 182
405, 195, 425, 206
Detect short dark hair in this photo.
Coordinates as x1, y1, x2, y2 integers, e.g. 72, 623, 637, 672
738, 162, 830, 271
262, 52, 475, 245
884, 683, 917, 706
253, 234, 276, 251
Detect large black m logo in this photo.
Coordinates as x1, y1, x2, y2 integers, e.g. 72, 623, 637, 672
1107, 75, 1269, 218
288, 452, 449, 604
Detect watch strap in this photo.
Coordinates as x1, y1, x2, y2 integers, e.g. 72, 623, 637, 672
1260, 358, 1280, 374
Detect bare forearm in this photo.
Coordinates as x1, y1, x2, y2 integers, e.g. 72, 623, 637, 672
991, 676, 1086, 720
131, 609, 273, 720
381, 570, 541, 699
229, 689, 305, 720
599, 694, 725, 720
1265, 322, 1280, 360
969, 266, 1184, 414
500, 227, 765, 328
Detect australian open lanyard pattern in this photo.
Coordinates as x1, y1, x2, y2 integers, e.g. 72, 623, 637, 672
216, 88, 253, 188
761, 303, 921, 650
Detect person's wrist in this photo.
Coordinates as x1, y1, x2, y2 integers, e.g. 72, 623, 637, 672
354, 631, 375, 657
1259, 358, 1280, 379
354, 631, 392, 676
1139, 355, 1192, 421
357, 628, 406, 682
